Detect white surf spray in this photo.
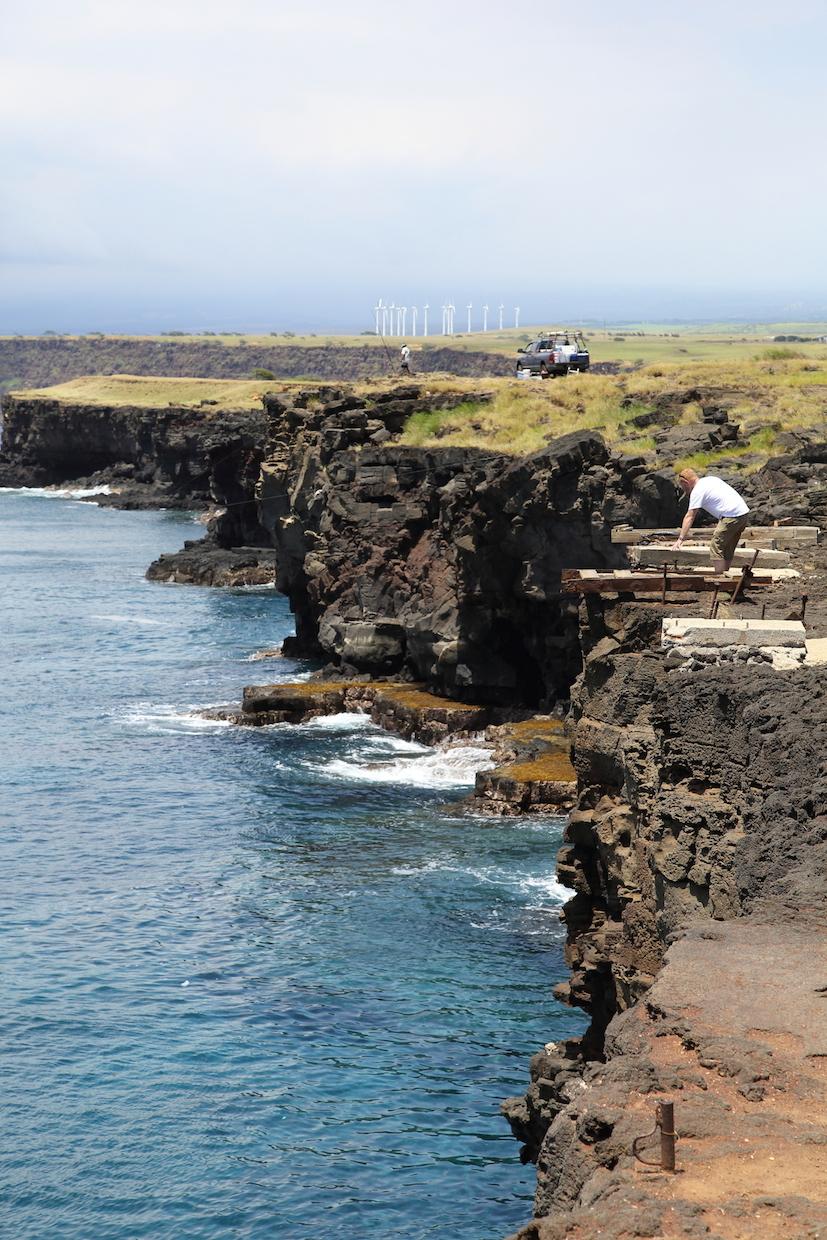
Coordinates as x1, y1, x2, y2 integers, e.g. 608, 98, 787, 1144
318, 742, 493, 789
0, 484, 112, 499
122, 704, 233, 735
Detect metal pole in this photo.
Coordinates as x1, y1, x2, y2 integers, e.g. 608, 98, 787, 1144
659, 1102, 676, 1172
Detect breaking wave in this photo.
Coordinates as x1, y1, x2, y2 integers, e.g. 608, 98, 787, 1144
318, 743, 493, 788
121, 704, 233, 735
0, 484, 112, 499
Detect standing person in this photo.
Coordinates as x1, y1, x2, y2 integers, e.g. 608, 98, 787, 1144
673, 469, 750, 573
400, 343, 412, 374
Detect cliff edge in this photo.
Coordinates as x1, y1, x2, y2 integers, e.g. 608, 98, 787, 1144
503, 594, 827, 1238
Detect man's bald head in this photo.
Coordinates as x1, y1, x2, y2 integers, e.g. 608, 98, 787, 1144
677, 468, 698, 496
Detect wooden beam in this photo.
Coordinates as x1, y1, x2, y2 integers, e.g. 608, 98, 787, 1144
561, 570, 774, 595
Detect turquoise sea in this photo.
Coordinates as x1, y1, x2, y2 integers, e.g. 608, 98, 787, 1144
0, 490, 582, 1239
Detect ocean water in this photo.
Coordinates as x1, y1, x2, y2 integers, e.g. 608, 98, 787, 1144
0, 490, 583, 1240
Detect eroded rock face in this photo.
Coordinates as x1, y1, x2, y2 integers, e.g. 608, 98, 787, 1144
257, 389, 682, 704
0, 396, 268, 538
505, 594, 827, 1232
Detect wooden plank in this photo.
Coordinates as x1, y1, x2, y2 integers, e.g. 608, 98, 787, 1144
563, 579, 773, 595
561, 572, 775, 596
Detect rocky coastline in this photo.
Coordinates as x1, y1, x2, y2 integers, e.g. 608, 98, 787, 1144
3, 379, 827, 1234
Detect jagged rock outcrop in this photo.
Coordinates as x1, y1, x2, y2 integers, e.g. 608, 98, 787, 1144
257, 388, 682, 704
145, 541, 277, 586
747, 433, 827, 526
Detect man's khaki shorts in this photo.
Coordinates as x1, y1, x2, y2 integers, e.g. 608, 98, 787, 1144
709, 514, 750, 562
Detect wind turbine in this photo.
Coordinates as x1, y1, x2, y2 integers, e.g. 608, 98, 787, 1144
514, 306, 520, 329
411, 306, 418, 336
400, 306, 407, 335
447, 300, 455, 333
441, 303, 448, 335
482, 304, 489, 332
388, 303, 396, 337
423, 304, 429, 336
374, 299, 383, 336
466, 303, 473, 333
498, 303, 504, 331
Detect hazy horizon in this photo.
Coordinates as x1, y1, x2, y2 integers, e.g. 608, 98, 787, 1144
3, 0, 826, 334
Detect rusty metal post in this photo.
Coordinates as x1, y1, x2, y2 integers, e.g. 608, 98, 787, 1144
659, 1102, 676, 1171
731, 548, 759, 606
801, 594, 809, 624
661, 563, 668, 604
708, 586, 720, 619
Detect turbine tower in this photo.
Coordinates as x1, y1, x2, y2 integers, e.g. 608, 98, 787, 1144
466, 303, 473, 333
423, 304, 429, 336
411, 306, 418, 336
441, 303, 448, 335
388, 303, 396, 336
374, 299, 383, 336
447, 300, 455, 334
514, 306, 520, 329
498, 303, 504, 331
482, 304, 489, 332
400, 306, 407, 335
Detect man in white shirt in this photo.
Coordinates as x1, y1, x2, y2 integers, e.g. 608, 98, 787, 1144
672, 468, 751, 574
400, 344, 412, 374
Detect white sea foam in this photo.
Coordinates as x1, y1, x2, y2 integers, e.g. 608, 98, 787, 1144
92, 613, 167, 627
318, 743, 493, 788
122, 704, 232, 735
0, 484, 112, 499
391, 856, 572, 905
300, 712, 376, 732
517, 874, 574, 905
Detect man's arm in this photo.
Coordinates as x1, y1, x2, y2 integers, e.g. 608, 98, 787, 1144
671, 508, 698, 548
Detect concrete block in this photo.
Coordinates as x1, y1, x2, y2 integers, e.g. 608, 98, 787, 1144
805, 638, 827, 666
662, 617, 806, 651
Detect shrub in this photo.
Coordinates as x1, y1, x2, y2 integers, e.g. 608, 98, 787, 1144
758, 347, 805, 361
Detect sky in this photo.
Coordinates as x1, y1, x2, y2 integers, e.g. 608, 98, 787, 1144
1, 0, 826, 333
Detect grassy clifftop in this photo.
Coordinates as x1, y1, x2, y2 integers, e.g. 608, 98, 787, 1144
400, 352, 827, 470
11, 351, 827, 476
